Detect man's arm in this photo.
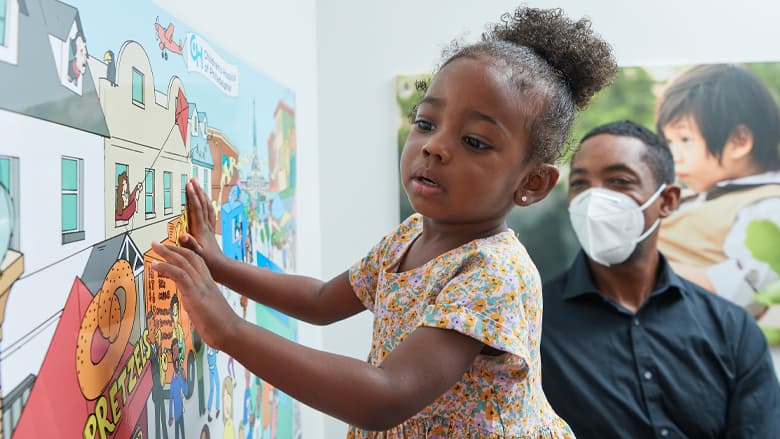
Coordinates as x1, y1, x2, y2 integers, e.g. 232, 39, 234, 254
725, 313, 780, 437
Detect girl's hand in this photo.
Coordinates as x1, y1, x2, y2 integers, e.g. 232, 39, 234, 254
181, 179, 224, 272
150, 241, 239, 350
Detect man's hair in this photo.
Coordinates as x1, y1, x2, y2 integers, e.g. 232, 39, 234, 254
577, 120, 675, 186
656, 64, 780, 171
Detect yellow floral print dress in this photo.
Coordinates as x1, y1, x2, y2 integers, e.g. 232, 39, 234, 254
347, 214, 574, 439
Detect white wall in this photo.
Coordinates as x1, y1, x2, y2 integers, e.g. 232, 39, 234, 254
315, 0, 780, 436
153, 0, 324, 437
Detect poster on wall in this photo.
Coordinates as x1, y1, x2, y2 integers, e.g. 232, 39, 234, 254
0, 0, 298, 438
396, 62, 780, 369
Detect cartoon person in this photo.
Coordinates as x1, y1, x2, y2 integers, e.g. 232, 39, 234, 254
115, 172, 142, 221
168, 353, 189, 439
656, 64, 780, 322
260, 385, 277, 439
170, 293, 186, 364
222, 376, 235, 439
146, 312, 169, 439
67, 30, 88, 85
241, 369, 255, 439
207, 345, 221, 422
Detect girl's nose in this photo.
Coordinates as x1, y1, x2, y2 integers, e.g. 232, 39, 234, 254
421, 136, 452, 163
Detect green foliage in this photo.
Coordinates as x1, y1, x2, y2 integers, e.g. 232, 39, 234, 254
565, 67, 657, 163
745, 219, 780, 274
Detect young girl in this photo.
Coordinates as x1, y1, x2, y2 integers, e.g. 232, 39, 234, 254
151, 6, 616, 437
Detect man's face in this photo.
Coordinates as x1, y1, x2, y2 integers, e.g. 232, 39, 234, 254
568, 133, 667, 246
172, 303, 179, 322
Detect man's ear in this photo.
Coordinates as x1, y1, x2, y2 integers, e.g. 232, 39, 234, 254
724, 124, 754, 161
515, 164, 560, 206
659, 183, 681, 218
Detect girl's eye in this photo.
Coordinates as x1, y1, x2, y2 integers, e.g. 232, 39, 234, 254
414, 119, 434, 132
680, 136, 689, 143
464, 136, 491, 150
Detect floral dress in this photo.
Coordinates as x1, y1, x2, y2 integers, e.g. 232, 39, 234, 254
347, 214, 573, 439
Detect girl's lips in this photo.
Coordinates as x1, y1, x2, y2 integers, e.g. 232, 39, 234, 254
410, 176, 444, 196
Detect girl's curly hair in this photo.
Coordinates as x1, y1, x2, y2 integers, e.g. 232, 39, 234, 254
425, 7, 617, 163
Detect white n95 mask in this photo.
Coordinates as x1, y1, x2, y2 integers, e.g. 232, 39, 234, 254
568, 185, 666, 266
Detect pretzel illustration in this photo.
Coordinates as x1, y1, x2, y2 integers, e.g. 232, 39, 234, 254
76, 259, 137, 400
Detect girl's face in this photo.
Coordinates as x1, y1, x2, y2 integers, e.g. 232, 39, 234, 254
400, 57, 533, 227
662, 116, 729, 193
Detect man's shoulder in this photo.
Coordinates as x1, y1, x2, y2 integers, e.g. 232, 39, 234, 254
674, 274, 755, 333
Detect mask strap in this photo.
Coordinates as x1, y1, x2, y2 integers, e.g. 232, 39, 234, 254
634, 217, 661, 244
634, 183, 667, 245
639, 183, 667, 210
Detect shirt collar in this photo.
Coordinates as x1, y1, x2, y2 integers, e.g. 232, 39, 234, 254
715, 170, 780, 186
561, 251, 685, 301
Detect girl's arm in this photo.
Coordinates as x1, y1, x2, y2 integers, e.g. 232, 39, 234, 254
179, 179, 365, 325
151, 242, 484, 431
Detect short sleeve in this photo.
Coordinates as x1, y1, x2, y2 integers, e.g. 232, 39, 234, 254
420, 252, 534, 363
348, 234, 390, 313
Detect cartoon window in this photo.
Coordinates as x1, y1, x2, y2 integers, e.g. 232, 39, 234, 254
0, 155, 19, 250
132, 68, 144, 106
203, 169, 210, 198
0, 0, 7, 46
164, 171, 172, 214
3, 374, 34, 438
0, 0, 19, 64
145, 168, 155, 218
192, 113, 199, 136
61, 156, 84, 244
192, 165, 198, 183
180, 174, 187, 206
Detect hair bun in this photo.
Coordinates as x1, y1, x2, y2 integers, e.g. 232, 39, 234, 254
485, 7, 616, 109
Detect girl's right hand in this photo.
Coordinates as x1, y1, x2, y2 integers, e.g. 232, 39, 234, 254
180, 178, 224, 273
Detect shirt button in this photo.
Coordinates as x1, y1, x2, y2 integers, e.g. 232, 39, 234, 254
643, 370, 653, 380
660, 428, 669, 437
633, 319, 640, 326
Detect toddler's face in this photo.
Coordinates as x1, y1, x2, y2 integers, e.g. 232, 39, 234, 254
399, 57, 533, 224
662, 116, 728, 193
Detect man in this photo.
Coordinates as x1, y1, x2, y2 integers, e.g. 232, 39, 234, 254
541, 120, 780, 438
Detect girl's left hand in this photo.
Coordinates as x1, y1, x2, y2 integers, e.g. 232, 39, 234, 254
150, 241, 239, 350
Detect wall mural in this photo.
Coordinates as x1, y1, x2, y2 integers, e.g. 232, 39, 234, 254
0, 0, 298, 437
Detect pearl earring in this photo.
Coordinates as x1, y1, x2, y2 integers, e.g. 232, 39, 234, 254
521, 195, 528, 203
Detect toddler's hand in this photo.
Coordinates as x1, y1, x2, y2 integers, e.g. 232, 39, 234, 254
182, 178, 223, 271
151, 241, 239, 351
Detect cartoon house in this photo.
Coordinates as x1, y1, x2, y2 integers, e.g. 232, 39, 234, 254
96, 39, 190, 253
0, 0, 111, 422
207, 127, 240, 223
188, 103, 214, 201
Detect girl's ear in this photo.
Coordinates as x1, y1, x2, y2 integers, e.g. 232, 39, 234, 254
724, 124, 754, 161
515, 164, 559, 206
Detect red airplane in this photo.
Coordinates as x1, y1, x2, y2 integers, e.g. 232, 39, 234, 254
154, 16, 183, 60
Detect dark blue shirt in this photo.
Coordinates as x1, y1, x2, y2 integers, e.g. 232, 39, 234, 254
541, 252, 780, 439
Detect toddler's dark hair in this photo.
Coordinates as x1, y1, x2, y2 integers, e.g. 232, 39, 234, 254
429, 7, 617, 164
656, 64, 780, 171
